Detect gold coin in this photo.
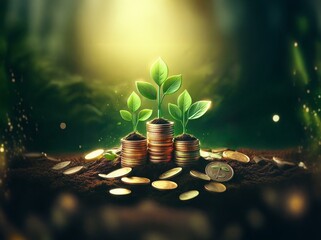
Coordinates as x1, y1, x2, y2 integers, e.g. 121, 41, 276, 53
84, 149, 105, 161
211, 147, 228, 153
52, 161, 71, 170
204, 182, 226, 193
151, 180, 178, 190
223, 151, 250, 163
179, 190, 199, 201
121, 176, 150, 185
272, 157, 295, 167
159, 167, 182, 179
98, 167, 132, 179
200, 150, 211, 158
109, 188, 131, 196
63, 166, 84, 175
190, 170, 211, 181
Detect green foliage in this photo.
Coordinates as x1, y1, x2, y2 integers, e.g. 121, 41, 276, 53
104, 151, 118, 161
120, 91, 153, 132
168, 90, 211, 134
136, 58, 182, 118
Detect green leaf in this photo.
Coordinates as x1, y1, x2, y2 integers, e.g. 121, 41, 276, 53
187, 101, 211, 120
150, 57, 168, 86
127, 91, 141, 112
177, 90, 192, 113
136, 81, 157, 100
221, 166, 230, 172
138, 109, 153, 121
163, 75, 182, 95
168, 103, 182, 121
211, 166, 220, 169
104, 152, 117, 161
120, 110, 132, 121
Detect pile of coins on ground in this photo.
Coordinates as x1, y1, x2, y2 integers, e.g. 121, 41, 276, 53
121, 139, 147, 167
174, 139, 200, 166
147, 122, 174, 163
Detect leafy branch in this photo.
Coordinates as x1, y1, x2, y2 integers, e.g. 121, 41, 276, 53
120, 92, 153, 132
136, 58, 182, 118
168, 90, 211, 134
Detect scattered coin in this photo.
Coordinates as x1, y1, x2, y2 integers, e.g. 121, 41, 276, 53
211, 147, 228, 153
179, 190, 199, 201
189, 170, 211, 181
23, 152, 47, 159
46, 156, 60, 162
121, 176, 150, 185
84, 149, 105, 161
298, 162, 308, 170
52, 161, 71, 170
204, 182, 226, 193
159, 167, 182, 179
200, 150, 211, 158
109, 188, 131, 196
63, 166, 84, 175
98, 167, 132, 179
252, 155, 267, 164
223, 151, 250, 163
272, 157, 295, 167
152, 180, 178, 190
205, 162, 234, 182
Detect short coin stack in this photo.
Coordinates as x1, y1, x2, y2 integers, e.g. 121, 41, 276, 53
147, 122, 174, 163
174, 139, 200, 166
121, 139, 147, 167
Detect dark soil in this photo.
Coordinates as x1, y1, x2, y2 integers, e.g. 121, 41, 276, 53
175, 133, 197, 141
150, 118, 170, 124
124, 132, 146, 140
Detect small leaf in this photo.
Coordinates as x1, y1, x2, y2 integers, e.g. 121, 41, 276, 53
104, 152, 117, 161
127, 91, 141, 112
221, 166, 230, 172
136, 81, 157, 100
150, 57, 168, 86
177, 90, 192, 113
211, 166, 220, 169
120, 110, 132, 121
138, 109, 153, 121
163, 75, 182, 95
168, 103, 182, 121
188, 101, 211, 120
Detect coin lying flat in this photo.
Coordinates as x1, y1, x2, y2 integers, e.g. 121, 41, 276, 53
223, 151, 250, 163
211, 147, 228, 153
152, 180, 178, 190
179, 190, 199, 201
205, 162, 234, 182
200, 150, 211, 158
52, 161, 71, 170
190, 170, 210, 181
63, 166, 84, 175
109, 188, 131, 196
159, 167, 182, 179
121, 176, 150, 185
204, 182, 226, 193
85, 149, 105, 161
99, 167, 132, 179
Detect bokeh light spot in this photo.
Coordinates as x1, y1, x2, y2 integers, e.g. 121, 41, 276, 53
294, 42, 298, 47
60, 122, 67, 130
272, 114, 280, 123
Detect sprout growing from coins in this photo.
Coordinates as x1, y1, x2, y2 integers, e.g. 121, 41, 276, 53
136, 58, 182, 118
120, 92, 153, 132
168, 90, 211, 134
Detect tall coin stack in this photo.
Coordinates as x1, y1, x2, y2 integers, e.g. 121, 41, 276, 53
174, 139, 200, 166
121, 139, 147, 167
147, 121, 174, 163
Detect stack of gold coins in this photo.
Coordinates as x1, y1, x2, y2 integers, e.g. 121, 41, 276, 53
147, 121, 174, 163
174, 139, 200, 166
121, 139, 147, 167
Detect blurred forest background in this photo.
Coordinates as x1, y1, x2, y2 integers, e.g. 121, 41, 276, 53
0, 0, 320, 154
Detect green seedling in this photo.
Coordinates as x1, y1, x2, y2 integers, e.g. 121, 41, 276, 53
168, 90, 211, 134
120, 91, 153, 132
136, 57, 182, 118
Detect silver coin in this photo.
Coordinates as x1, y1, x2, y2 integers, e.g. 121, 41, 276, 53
205, 162, 234, 182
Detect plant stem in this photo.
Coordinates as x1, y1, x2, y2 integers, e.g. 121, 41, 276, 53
182, 112, 185, 133
132, 112, 136, 132
157, 86, 161, 118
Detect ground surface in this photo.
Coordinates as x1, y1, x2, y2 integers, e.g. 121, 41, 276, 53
1, 148, 321, 240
